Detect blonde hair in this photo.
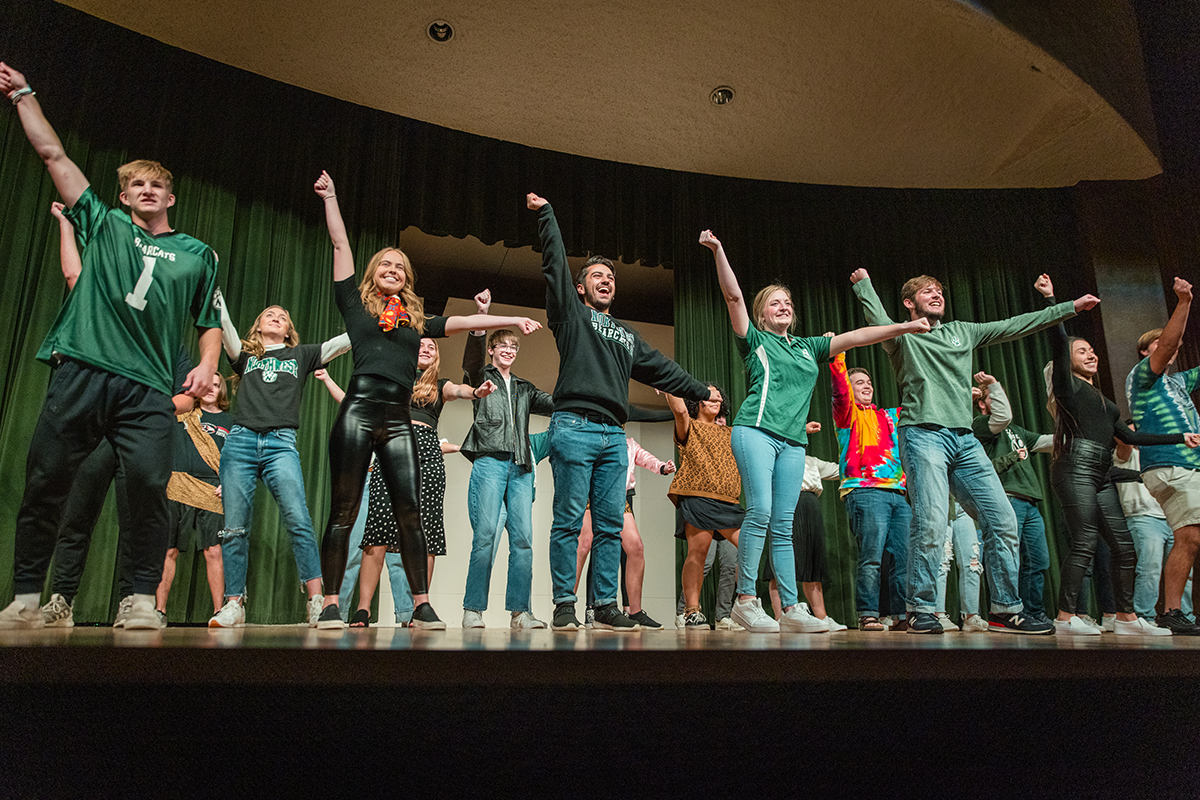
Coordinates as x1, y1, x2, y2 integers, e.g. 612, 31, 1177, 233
751, 284, 796, 333
195, 373, 231, 412
411, 338, 441, 406
117, 160, 173, 193
232, 306, 300, 393
358, 248, 426, 334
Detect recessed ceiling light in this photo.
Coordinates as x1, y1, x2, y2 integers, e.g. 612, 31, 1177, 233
710, 86, 734, 106
428, 20, 454, 42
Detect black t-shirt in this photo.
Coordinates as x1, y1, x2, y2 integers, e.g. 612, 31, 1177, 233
334, 277, 448, 390
410, 377, 450, 428
230, 343, 324, 431
173, 409, 234, 479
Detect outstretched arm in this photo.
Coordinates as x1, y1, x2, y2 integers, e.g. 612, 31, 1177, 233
51, 202, 81, 290
442, 379, 497, 402
699, 230, 750, 337
314, 171, 354, 282
661, 390, 692, 445
1149, 278, 1193, 375
313, 368, 346, 403
443, 314, 541, 337
828, 318, 930, 357
1, 64, 88, 206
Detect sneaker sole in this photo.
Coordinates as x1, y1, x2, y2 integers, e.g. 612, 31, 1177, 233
412, 620, 447, 630
988, 625, 1054, 635
905, 627, 944, 634
731, 611, 779, 633
123, 617, 165, 630
317, 619, 345, 630
551, 623, 581, 631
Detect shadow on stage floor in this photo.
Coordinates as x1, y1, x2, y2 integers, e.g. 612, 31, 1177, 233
2, 628, 1197, 797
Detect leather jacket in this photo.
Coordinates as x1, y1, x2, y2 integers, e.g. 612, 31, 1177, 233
459, 332, 553, 472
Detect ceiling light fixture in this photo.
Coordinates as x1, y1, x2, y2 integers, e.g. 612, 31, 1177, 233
428, 20, 454, 42
710, 86, 734, 106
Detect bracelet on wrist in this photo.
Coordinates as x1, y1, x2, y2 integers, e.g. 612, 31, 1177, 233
10, 86, 35, 106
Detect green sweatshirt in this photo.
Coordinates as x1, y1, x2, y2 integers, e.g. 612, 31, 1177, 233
855, 278, 1075, 429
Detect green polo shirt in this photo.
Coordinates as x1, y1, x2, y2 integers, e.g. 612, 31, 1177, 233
733, 324, 831, 445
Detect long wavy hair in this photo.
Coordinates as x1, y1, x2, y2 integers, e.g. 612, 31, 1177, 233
411, 338, 441, 407
685, 382, 730, 423
358, 247, 426, 334
232, 306, 300, 392
1047, 336, 1096, 461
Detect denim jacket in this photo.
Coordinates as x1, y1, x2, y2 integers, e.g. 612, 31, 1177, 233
459, 333, 553, 472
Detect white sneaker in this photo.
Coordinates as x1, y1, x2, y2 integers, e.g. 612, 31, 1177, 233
209, 598, 245, 628
511, 611, 546, 629
675, 613, 687, 630
462, 609, 485, 629
307, 595, 323, 627
0, 600, 44, 629
1077, 614, 1103, 633
715, 616, 745, 631
41, 593, 74, 628
822, 616, 848, 632
112, 595, 134, 628
961, 615, 989, 633
1114, 616, 1172, 637
732, 597, 779, 633
780, 602, 828, 633
1054, 615, 1101, 636
936, 613, 960, 632
1102, 614, 1117, 633
123, 597, 165, 630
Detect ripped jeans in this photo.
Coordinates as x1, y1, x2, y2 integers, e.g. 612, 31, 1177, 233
936, 499, 983, 617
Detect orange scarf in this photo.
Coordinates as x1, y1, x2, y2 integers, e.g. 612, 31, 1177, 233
379, 294, 411, 331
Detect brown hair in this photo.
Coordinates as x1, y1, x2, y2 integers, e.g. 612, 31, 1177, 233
488, 330, 519, 351
1138, 328, 1163, 356
357, 248, 426, 333
575, 256, 615, 288
901, 275, 943, 305
411, 338, 441, 406
751, 283, 796, 333
847, 367, 871, 380
117, 160, 173, 193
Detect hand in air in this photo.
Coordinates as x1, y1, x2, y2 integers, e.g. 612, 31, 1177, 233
516, 317, 542, 335
314, 368, 329, 382
974, 371, 997, 386
698, 230, 721, 250
314, 170, 336, 199
475, 380, 498, 398
1074, 294, 1101, 312
660, 460, 677, 475
51, 201, 67, 221
474, 288, 492, 314
849, 268, 869, 284
971, 387, 983, 402
1185, 432, 1200, 449
526, 193, 547, 210
1034, 274, 1054, 298
0, 63, 29, 97
806, 421, 822, 434
1174, 277, 1193, 303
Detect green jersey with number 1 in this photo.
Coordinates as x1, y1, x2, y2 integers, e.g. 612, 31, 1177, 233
38, 186, 221, 397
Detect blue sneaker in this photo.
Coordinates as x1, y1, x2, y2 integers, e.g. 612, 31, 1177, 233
988, 611, 1054, 635
906, 612, 944, 634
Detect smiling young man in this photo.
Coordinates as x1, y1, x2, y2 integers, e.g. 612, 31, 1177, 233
0, 62, 221, 630
527, 193, 716, 631
852, 268, 1096, 634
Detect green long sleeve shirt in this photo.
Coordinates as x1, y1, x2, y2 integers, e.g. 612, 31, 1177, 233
854, 278, 1075, 429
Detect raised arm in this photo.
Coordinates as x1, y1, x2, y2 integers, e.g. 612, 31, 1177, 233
1037, 276, 1076, 401
849, 271, 902, 355
978, 373, 1012, 434
313, 368, 346, 404
444, 314, 541, 337
314, 171, 354, 282
1, 64, 88, 206
528, 194, 575, 323
699, 230, 749, 337
830, 353, 855, 428
214, 289, 242, 360
51, 202, 81, 290
828, 318, 930, 357
662, 390, 693, 445
1149, 278, 1193, 375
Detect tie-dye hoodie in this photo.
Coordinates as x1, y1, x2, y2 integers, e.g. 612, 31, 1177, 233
831, 352, 906, 497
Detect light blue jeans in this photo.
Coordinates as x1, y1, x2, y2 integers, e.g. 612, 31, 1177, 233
219, 425, 322, 599
547, 412, 627, 606
464, 455, 535, 612
339, 477, 413, 622
898, 425, 1022, 614
731, 425, 806, 608
1127, 514, 1194, 620
935, 499, 983, 616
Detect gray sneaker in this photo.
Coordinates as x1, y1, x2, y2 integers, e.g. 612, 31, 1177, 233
123, 597, 166, 630
510, 611, 546, 629
41, 593, 74, 628
462, 609, 485, 629
112, 596, 134, 628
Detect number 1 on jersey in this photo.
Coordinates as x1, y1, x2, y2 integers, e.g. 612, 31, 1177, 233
125, 255, 155, 310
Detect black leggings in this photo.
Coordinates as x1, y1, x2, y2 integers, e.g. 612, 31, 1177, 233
1051, 438, 1135, 615
321, 375, 428, 597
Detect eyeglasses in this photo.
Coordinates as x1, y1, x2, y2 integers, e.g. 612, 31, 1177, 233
493, 344, 519, 354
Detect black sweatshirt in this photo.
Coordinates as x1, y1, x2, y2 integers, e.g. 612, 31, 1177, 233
537, 203, 708, 425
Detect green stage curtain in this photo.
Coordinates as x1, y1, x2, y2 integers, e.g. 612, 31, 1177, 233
1, 0, 1103, 625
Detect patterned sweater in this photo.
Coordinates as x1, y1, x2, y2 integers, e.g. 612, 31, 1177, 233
831, 352, 905, 497
667, 420, 742, 506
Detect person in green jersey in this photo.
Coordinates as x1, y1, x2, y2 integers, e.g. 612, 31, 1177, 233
699, 230, 929, 633
0, 63, 221, 631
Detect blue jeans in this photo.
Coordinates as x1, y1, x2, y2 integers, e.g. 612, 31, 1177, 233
1127, 515, 1194, 620
898, 425, 1022, 614
339, 476, 413, 622
1011, 496, 1049, 617
844, 487, 911, 618
547, 412, 627, 606
731, 425, 806, 608
464, 455, 535, 612
936, 499, 983, 616
219, 425, 323, 599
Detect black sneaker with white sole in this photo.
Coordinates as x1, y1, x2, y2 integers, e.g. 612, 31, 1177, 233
317, 604, 344, 630
592, 602, 640, 631
1156, 608, 1200, 635
552, 602, 581, 631
988, 611, 1054, 635
628, 610, 663, 630
906, 612, 944, 634
411, 602, 447, 630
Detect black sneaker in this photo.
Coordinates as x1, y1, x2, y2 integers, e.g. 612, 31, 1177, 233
593, 602, 641, 631
905, 612, 944, 634
317, 604, 344, 630
552, 602, 581, 631
988, 611, 1054, 635
629, 610, 663, 630
411, 602, 446, 630
684, 610, 708, 628
1156, 608, 1200, 635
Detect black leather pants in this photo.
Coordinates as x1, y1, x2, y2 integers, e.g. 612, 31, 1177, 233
1051, 438, 1136, 615
321, 375, 429, 597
